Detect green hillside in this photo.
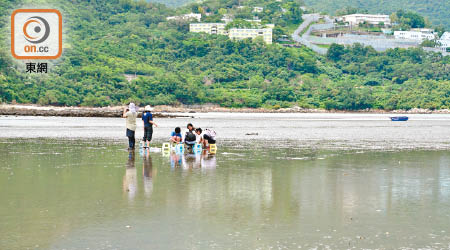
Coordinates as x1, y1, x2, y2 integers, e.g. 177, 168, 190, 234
152, 0, 450, 29
0, 0, 449, 111
304, 0, 450, 29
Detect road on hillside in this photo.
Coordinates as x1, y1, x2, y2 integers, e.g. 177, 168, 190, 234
292, 14, 329, 55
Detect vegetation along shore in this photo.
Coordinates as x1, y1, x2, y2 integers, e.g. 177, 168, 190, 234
0, 0, 449, 111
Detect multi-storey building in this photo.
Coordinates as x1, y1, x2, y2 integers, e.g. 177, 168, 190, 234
189, 23, 227, 35
342, 14, 391, 26
228, 28, 273, 44
190, 23, 273, 44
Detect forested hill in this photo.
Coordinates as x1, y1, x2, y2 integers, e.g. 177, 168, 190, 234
0, 0, 449, 111
149, 0, 450, 29
303, 0, 450, 29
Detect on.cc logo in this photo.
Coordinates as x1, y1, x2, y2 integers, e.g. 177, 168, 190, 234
23, 16, 51, 44
11, 9, 62, 60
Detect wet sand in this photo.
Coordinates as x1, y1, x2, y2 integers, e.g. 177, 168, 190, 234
1, 113, 450, 151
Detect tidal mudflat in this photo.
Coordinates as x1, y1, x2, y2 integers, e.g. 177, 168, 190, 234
1, 114, 449, 249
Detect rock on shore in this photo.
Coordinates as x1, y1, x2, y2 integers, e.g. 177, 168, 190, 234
0, 104, 185, 118
1, 104, 449, 117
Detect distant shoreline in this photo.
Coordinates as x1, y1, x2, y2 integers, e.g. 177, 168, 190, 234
1, 104, 449, 117
0, 104, 189, 118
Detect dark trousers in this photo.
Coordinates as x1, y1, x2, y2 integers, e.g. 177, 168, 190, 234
143, 126, 153, 142
126, 129, 135, 149
204, 134, 216, 144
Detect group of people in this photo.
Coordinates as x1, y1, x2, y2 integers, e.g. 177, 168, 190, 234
169, 123, 217, 151
123, 103, 158, 150
123, 103, 216, 151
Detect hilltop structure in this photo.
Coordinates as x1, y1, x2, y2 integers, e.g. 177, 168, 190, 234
296, 13, 445, 54
437, 32, 450, 52
167, 13, 202, 22
441, 32, 450, 40
221, 14, 233, 23
394, 28, 437, 41
342, 14, 391, 26
253, 7, 264, 13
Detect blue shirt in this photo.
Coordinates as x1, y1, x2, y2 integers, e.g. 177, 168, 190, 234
142, 112, 153, 127
171, 131, 182, 138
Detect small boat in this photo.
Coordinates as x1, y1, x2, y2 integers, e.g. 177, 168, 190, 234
390, 116, 409, 121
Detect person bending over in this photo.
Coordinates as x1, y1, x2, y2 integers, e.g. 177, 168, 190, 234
170, 127, 182, 144
196, 128, 216, 148
184, 123, 197, 152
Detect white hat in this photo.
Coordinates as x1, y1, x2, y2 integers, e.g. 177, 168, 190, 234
129, 103, 136, 113
144, 105, 154, 111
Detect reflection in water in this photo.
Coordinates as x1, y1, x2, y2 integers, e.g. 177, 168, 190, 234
170, 151, 182, 169
142, 150, 154, 197
182, 153, 201, 169
123, 150, 137, 201
201, 153, 217, 171
168, 151, 217, 170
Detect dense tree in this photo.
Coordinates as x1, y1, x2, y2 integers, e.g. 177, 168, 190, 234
0, 0, 448, 111
393, 10, 426, 29
326, 44, 346, 61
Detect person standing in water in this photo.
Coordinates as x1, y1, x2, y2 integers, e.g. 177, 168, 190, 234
123, 103, 137, 150
142, 105, 158, 148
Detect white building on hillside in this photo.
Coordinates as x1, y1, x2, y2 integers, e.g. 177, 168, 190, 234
342, 14, 391, 26
245, 18, 262, 23
190, 23, 274, 44
394, 28, 437, 41
167, 13, 201, 22
221, 14, 233, 23
190, 23, 227, 35
253, 7, 264, 13
440, 32, 450, 40
228, 27, 273, 44
437, 32, 450, 52
438, 40, 450, 50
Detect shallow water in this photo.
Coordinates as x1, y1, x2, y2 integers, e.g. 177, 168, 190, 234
1, 113, 450, 150
1, 114, 450, 249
